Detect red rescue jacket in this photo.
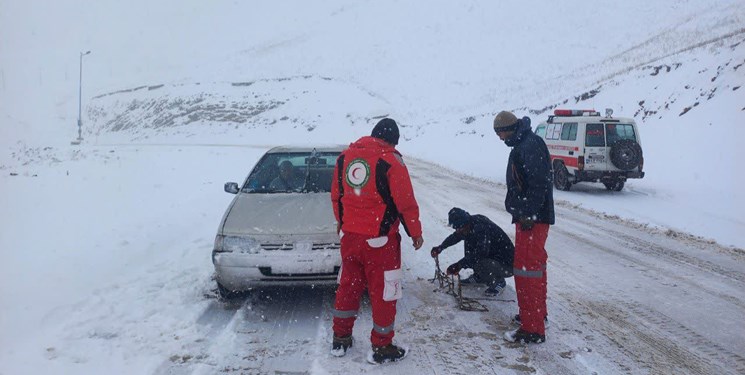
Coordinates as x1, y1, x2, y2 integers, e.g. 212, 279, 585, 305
331, 136, 422, 238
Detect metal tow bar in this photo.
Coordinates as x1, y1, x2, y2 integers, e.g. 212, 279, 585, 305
429, 256, 488, 312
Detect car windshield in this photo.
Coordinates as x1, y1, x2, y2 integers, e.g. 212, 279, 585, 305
241, 151, 340, 193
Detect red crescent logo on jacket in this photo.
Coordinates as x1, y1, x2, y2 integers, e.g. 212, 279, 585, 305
345, 158, 370, 188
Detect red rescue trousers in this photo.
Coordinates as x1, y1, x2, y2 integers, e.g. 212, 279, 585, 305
514, 223, 549, 335
332, 231, 402, 347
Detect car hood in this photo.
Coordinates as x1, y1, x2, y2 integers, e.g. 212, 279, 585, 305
221, 192, 337, 236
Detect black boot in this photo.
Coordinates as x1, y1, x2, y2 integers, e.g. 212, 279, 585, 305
504, 328, 545, 344
368, 344, 407, 364
330, 335, 353, 357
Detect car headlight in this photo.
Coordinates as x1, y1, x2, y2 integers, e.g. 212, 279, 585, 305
214, 235, 261, 254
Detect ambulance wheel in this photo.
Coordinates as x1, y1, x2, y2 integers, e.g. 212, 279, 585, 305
603, 179, 625, 191
553, 161, 572, 191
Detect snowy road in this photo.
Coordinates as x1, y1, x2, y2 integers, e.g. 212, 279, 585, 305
3, 146, 743, 375
150, 156, 745, 375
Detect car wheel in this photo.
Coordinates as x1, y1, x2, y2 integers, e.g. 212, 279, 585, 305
553, 161, 572, 191
603, 180, 625, 191
609, 139, 642, 171
217, 281, 240, 300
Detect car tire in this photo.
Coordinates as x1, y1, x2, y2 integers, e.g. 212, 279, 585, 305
609, 139, 642, 171
603, 180, 625, 191
553, 161, 572, 191
217, 281, 240, 300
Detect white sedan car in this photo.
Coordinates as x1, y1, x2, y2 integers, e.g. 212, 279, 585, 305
212, 145, 345, 297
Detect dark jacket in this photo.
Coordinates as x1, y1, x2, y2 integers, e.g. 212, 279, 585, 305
438, 214, 514, 269
504, 117, 555, 225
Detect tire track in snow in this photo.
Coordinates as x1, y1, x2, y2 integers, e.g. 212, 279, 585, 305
152, 298, 244, 375
208, 285, 335, 374
548, 232, 745, 375
552, 221, 745, 312
556, 206, 745, 284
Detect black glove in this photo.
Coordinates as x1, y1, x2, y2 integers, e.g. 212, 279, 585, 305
519, 217, 535, 231
430, 246, 442, 258
446, 263, 462, 275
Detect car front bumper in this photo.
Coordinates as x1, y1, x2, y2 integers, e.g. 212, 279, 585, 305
212, 250, 340, 291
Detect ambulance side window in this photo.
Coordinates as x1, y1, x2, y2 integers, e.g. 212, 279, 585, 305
585, 123, 605, 146
561, 123, 578, 141
546, 123, 562, 140
606, 123, 636, 144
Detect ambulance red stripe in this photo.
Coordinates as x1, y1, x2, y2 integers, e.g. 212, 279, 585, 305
550, 155, 579, 168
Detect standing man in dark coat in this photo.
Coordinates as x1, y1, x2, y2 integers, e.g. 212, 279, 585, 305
493, 110, 554, 344
431, 207, 514, 296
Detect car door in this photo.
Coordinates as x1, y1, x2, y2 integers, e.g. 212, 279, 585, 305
584, 123, 608, 171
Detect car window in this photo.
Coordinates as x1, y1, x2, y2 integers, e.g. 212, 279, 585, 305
242, 151, 340, 193
561, 123, 578, 141
585, 123, 605, 147
535, 125, 546, 138
605, 123, 636, 144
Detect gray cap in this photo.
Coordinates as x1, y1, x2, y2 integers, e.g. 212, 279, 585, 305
493, 111, 519, 131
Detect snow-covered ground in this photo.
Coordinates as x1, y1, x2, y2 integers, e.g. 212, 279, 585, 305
1, 0, 744, 374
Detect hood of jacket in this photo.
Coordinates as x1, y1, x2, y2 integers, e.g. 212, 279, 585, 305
348, 136, 398, 157
504, 117, 532, 147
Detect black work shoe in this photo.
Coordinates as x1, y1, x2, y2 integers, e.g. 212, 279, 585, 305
484, 284, 504, 297
484, 279, 507, 296
460, 274, 480, 284
367, 344, 407, 364
511, 314, 550, 329
330, 335, 353, 357
504, 328, 545, 344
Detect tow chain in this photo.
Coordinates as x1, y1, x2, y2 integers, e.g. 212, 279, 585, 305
430, 256, 488, 312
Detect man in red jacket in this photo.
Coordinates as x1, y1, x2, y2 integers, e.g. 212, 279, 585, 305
330, 118, 424, 364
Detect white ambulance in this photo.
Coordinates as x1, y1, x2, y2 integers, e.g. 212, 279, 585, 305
534, 109, 644, 191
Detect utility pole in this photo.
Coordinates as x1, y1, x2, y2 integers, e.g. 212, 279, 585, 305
72, 50, 91, 145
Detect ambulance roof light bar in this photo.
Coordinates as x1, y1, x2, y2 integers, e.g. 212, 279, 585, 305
553, 109, 600, 116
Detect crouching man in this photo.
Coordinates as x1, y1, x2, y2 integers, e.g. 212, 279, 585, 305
431, 207, 514, 296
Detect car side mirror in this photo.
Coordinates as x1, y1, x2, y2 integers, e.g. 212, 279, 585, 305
224, 182, 239, 194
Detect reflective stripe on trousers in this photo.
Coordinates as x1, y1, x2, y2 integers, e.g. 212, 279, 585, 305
373, 323, 394, 334
513, 264, 547, 278
332, 309, 358, 319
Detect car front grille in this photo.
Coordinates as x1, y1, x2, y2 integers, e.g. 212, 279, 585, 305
258, 266, 341, 278
260, 242, 341, 251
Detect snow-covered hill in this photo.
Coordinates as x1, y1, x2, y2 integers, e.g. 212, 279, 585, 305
73, 21, 745, 249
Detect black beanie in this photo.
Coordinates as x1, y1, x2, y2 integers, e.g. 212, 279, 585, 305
371, 118, 400, 145
448, 207, 471, 229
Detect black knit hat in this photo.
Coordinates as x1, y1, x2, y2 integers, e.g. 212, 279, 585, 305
371, 118, 400, 145
448, 207, 471, 229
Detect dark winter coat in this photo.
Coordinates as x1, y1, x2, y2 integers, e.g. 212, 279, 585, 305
438, 214, 514, 270
504, 117, 555, 225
